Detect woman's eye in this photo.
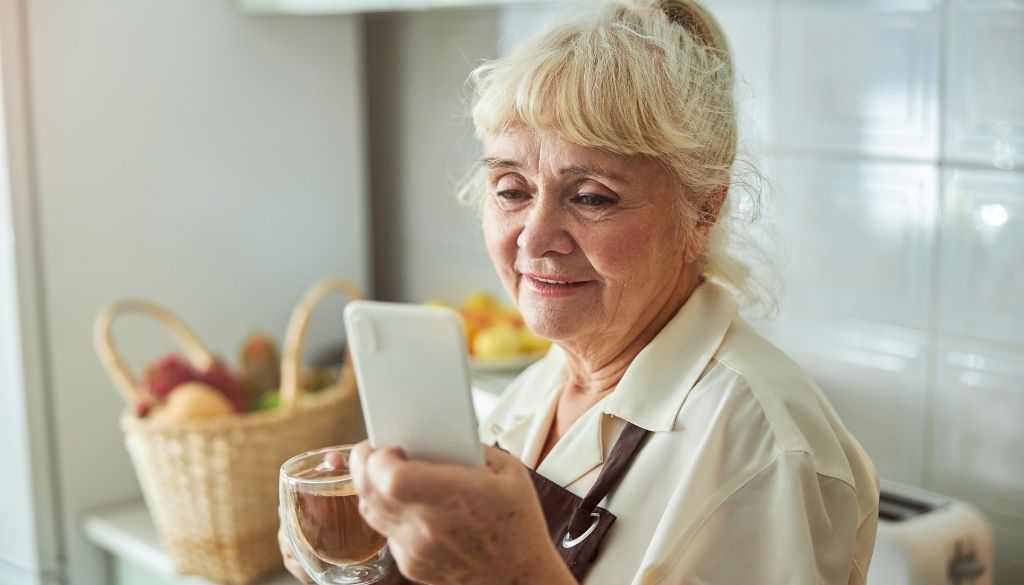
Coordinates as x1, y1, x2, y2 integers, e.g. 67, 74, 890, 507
496, 190, 526, 200
575, 193, 614, 208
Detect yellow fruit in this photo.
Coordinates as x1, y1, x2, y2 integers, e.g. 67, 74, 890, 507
151, 382, 234, 424
462, 307, 497, 329
519, 327, 552, 353
500, 308, 525, 329
472, 322, 522, 358
463, 291, 500, 313
459, 307, 492, 347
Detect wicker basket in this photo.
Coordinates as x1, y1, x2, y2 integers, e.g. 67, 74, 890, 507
93, 277, 367, 585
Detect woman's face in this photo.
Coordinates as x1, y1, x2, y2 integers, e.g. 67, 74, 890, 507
482, 127, 699, 348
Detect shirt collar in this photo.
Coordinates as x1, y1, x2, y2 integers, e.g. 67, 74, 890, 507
601, 281, 737, 432
482, 345, 566, 454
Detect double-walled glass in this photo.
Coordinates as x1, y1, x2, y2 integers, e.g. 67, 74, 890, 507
280, 445, 391, 585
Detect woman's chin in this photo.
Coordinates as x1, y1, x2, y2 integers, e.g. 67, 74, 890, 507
522, 314, 576, 344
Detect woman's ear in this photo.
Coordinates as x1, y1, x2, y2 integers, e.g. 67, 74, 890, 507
698, 185, 728, 226
684, 186, 728, 263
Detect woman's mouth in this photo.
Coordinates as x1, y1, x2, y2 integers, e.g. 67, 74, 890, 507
523, 274, 590, 297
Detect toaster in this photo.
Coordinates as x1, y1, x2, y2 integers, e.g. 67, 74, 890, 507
867, 481, 993, 585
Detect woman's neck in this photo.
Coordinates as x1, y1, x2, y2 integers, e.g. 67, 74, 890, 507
534, 270, 703, 466
558, 273, 701, 398
535, 276, 700, 466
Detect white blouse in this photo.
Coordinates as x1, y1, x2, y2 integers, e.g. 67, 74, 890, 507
479, 282, 879, 585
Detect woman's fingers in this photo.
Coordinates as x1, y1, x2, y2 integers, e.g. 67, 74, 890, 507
278, 523, 314, 584
277, 523, 288, 550
282, 550, 308, 583
323, 450, 347, 470
350, 442, 410, 533
348, 441, 373, 485
365, 446, 412, 500
284, 557, 313, 585
345, 442, 560, 583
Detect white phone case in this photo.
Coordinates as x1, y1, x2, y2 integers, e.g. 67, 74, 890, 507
343, 300, 485, 467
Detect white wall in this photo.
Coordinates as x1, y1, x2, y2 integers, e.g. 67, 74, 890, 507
366, 7, 504, 304
6, 1, 371, 583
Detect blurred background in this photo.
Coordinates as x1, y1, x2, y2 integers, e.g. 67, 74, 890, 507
1, 0, 1021, 584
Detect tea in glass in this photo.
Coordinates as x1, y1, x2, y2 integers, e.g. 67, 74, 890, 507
290, 469, 387, 564
281, 446, 391, 585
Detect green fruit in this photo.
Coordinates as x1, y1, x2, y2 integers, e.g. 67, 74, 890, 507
252, 391, 281, 411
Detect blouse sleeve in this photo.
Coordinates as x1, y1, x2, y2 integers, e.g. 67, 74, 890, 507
651, 450, 867, 585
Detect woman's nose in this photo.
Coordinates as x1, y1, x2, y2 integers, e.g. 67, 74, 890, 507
516, 201, 575, 257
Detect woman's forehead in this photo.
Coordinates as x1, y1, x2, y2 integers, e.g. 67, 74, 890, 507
482, 127, 648, 178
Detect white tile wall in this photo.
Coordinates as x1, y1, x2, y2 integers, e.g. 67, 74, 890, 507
767, 317, 929, 486
946, 0, 1024, 170
776, 0, 941, 160
933, 337, 1024, 522
937, 168, 1024, 346
765, 2, 1024, 582
706, 0, 774, 148
774, 157, 938, 328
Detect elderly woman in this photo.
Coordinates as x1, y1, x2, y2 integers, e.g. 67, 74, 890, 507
284, 0, 879, 583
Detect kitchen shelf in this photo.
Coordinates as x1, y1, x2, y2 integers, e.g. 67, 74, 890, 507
239, 0, 554, 15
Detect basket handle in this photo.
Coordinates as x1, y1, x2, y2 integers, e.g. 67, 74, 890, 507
93, 300, 216, 408
279, 277, 364, 413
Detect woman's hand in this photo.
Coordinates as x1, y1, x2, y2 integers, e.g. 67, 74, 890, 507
278, 516, 313, 584
349, 442, 574, 585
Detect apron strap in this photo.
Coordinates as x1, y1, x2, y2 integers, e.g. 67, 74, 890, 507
566, 422, 649, 539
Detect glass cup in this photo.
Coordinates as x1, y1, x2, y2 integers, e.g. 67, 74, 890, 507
280, 445, 391, 585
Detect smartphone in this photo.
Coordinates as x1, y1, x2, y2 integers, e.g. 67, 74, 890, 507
343, 300, 485, 467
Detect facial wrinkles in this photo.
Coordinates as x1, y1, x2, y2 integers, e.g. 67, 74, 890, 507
578, 183, 693, 375
516, 137, 585, 278
575, 259, 678, 375
485, 129, 699, 387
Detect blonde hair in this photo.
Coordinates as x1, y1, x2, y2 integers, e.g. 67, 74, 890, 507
462, 0, 777, 314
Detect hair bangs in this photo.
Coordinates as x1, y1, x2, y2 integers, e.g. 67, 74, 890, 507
471, 22, 699, 158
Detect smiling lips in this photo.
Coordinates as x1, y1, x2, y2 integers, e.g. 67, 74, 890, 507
523, 274, 590, 297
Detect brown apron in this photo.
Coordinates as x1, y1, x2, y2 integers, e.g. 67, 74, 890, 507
391, 422, 650, 584
528, 422, 650, 582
